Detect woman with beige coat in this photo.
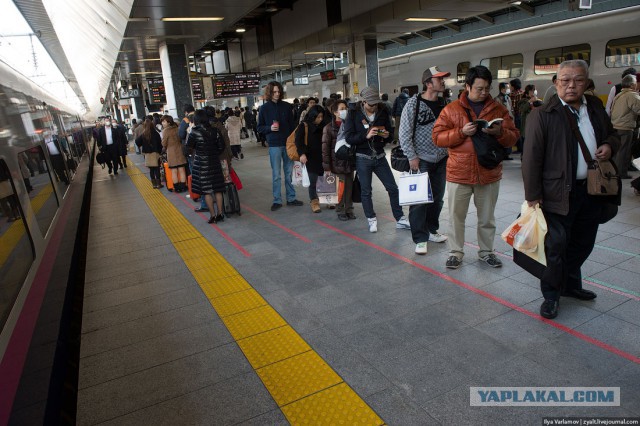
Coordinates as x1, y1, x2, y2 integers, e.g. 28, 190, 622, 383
161, 115, 188, 192
225, 111, 243, 160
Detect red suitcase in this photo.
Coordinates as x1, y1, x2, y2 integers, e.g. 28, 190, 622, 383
188, 175, 200, 201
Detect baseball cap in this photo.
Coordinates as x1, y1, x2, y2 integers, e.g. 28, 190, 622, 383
422, 66, 451, 83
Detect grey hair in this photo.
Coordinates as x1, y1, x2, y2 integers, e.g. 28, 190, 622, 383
621, 74, 637, 88
557, 60, 589, 75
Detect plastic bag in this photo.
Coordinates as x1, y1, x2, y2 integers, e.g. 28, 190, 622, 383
501, 204, 539, 253
292, 161, 303, 186
302, 164, 310, 187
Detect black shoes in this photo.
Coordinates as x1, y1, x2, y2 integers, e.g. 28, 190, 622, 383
446, 256, 462, 269
208, 214, 224, 224
346, 212, 356, 220
337, 213, 349, 221
195, 207, 209, 213
271, 203, 282, 211
287, 200, 303, 206
540, 299, 559, 319
562, 288, 597, 300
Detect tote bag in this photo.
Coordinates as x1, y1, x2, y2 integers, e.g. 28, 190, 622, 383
398, 171, 433, 206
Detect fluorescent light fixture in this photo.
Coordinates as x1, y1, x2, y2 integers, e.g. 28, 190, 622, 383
129, 17, 150, 22
510, 1, 522, 4
118, 50, 134, 53
137, 58, 161, 62
130, 71, 161, 74
236, 28, 246, 33
202, 51, 212, 54
265, 64, 290, 68
304, 51, 333, 54
161, 17, 224, 22
405, 17, 447, 22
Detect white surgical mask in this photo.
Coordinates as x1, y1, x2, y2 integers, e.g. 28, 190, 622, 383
104, 122, 111, 127
533, 90, 538, 97
338, 110, 347, 120
505, 88, 511, 95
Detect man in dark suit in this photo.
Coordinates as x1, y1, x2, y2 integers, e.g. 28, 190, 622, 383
96, 118, 127, 175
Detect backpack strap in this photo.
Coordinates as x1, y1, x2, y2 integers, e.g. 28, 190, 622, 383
412, 94, 420, 143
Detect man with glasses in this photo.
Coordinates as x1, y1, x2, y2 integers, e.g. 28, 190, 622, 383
257, 81, 303, 211
433, 65, 518, 269
523, 60, 619, 319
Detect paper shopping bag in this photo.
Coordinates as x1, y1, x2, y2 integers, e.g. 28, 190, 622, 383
398, 171, 433, 206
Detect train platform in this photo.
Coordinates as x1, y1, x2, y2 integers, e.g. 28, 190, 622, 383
78, 140, 640, 425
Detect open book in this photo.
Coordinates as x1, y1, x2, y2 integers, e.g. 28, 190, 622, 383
474, 118, 503, 129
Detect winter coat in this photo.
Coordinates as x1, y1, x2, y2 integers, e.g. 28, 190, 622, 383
186, 125, 226, 195
225, 116, 243, 146
522, 94, 620, 216
257, 100, 295, 147
433, 91, 519, 185
211, 120, 233, 167
322, 119, 353, 174
135, 130, 162, 154
392, 92, 410, 117
161, 125, 187, 167
610, 88, 640, 131
342, 103, 394, 156
294, 121, 324, 175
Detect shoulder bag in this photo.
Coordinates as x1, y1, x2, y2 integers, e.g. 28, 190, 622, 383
464, 109, 505, 170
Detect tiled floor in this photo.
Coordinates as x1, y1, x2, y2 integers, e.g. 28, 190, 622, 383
78, 139, 640, 425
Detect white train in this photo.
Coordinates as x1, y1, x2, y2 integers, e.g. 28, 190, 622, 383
283, 6, 640, 104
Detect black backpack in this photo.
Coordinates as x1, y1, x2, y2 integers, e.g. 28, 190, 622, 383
464, 109, 505, 169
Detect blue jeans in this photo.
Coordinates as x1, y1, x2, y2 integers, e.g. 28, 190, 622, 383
269, 146, 296, 204
409, 157, 447, 243
355, 155, 404, 220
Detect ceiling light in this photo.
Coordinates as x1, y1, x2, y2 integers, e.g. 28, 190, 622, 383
129, 17, 150, 22
304, 51, 333, 54
236, 28, 246, 33
265, 64, 290, 68
137, 58, 161, 62
161, 17, 224, 22
118, 50, 134, 53
404, 18, 447, 22
203, 51, 212, 54
129, 71, 161, 74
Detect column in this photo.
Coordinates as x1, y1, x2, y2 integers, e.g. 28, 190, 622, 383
350, 38, 380, 98
159, 42, 193, 118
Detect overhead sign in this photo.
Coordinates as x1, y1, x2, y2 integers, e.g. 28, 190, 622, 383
293, 77, 309, 85
119, 88, 141, 99
192, 77, 204, 100
213, 72, 261, 98
148, 78, 166, 104
320, 70, 337, 81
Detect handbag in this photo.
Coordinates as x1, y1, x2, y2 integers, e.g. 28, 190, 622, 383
398, 170, 433, 206
316, 173, 338, 194
96, 151, 107, 168
464, 109, 505, 170
391, 146, 410, 172
352, 173, 362, 203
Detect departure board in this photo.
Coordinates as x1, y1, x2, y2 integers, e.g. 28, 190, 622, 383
148, 78, 166, 104
192, 77, 204, 100
213, 72, 261, 98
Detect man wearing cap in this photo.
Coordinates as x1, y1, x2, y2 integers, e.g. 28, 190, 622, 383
399, 66, 451, 255
343, 85, 409, 232
433, 65, 518, 270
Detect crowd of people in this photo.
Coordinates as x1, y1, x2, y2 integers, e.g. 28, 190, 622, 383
104, 59, 639, 321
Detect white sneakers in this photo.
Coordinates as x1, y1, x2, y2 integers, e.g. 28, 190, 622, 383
415, 242, 428, 255
396, 216, 410, 229
368, 217, 378, 233
429, 232, 448, 243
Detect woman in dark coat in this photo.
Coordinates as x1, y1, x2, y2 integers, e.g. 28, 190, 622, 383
135, 119, 163, 188
187, 110, 226, 223
295, 105, 325, 213
322, 99, 355, 221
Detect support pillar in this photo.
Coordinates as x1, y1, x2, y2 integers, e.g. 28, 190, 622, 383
350, 38, 380, 99
160, 43, 193, 118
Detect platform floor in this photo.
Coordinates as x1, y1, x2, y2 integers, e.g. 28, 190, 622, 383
78, 139, 640, 425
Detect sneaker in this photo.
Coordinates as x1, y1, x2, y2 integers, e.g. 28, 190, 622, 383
396, 216, 410, 229
368, 217, 378, 233
446, 256, 462, 269
429, 232, 448, 243
415, 242, 428, 255
271, 203, 282, 211
479, 253, 502, 268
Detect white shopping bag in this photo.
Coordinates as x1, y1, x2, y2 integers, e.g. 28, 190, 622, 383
291, 161, 303, 186
302, 164, 310, 187
398, 171, 433, 206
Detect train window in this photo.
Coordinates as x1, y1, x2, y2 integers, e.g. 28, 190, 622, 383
480, 54, 523, 79
605, 36, 640, 68
0, 159, 35, 330
457, 62, 470, 84
19, 146, 59, 237
535, 44, 591, 75
400, 85, 420, 97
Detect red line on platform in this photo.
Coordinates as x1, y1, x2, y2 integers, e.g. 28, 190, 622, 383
174, 194, 251, 257
243, 205, 312, 243
315, 220, 640, 365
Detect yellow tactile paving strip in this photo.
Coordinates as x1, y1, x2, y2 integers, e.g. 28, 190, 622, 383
125, 165, 384, 425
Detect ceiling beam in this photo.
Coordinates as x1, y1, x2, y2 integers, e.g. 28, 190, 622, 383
514, 3, 535, 15
443, 23, 460, 32
390, 37, 408, 46
414, 30, 432, 39
377, 43, 386, 50
476, 14, 494, 24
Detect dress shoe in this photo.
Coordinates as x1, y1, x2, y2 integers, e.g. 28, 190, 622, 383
270, 203, 282, 211
562, 288, 597, 300
195, 207, 209, 213
540, 299, 559, 319
287, 199, 304, 206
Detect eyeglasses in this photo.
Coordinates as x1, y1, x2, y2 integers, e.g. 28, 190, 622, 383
558, 78, 587, 87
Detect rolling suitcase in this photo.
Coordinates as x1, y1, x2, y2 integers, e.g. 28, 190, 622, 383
188, 175, 200, 201
162, 161, 174, 192
222, 182, 241, 217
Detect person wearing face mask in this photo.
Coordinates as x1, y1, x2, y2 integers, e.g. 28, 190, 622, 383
494, 83, 514, 118
96, 117, 124, 175
322, 99, 355, 220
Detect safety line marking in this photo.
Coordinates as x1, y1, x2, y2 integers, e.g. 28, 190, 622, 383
125, 166, 384, 425
315, 220, 640, 365
242, 204, 312, 243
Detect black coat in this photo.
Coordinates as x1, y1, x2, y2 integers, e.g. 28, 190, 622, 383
97, 126, 127, 152
135, 130, 162, 154
295, 122, 324, 175
187, 125, 226, 195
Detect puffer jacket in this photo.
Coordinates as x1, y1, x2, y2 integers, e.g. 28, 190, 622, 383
161, 125, 187, 167
186, 125, 226, 195
321, 119, 353, 174
433, 91, 519, 185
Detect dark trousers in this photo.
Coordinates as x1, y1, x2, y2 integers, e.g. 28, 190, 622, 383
355, 155, 403, 220
409, 157, 447, 243
105, 144, 120, 173
307, 171, 319, 200
231, 145, 242, 157
149, 166, 161, 180
540, 183, 602, 300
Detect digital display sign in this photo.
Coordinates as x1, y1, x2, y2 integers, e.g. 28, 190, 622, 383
148, 78, 166, 104
192, 77, 204, 100
320, 70, 337, 81
213, 72, 261, 98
